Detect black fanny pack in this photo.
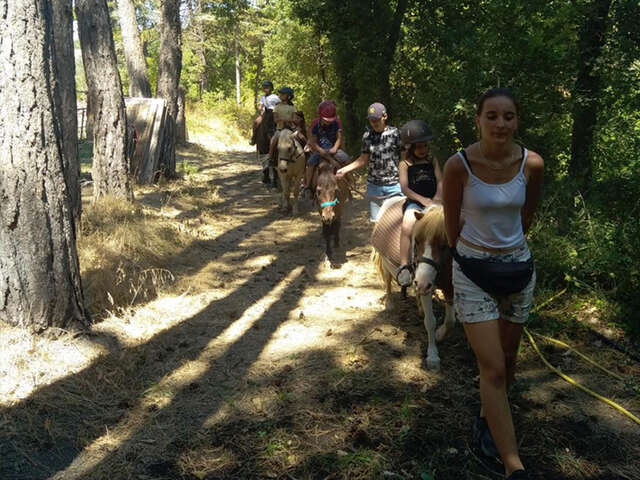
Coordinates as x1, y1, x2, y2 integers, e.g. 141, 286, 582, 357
452, 247, 534, 296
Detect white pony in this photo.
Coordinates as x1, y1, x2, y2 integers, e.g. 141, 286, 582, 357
275, 128, 306, 215
371, 197, 455, 370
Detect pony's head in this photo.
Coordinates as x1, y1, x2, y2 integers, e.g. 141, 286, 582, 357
316, 159, 339, 224
412, 204, 447, 294
277, 128, 298, 173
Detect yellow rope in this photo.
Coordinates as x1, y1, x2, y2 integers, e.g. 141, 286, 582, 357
530, 331, 625, 381
523, 327, 640, 426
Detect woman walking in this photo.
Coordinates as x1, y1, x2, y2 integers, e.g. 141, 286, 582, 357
442, 88, 544, 479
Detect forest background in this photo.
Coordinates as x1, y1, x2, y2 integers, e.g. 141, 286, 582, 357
77, 0, 639, 337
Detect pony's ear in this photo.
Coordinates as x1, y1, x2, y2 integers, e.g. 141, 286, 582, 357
414, 211, 424, 221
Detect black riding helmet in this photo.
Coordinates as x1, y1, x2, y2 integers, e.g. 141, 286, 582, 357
400, 120, 434, 146
278, 86, 295, 99
262, 80, 274, 89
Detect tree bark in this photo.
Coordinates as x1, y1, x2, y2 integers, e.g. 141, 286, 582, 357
569, 0, 612, 188
380, 0, 408, 111
254, 41, 263, 113
0, 0, 88, 331
156, 0, 182, 177
52, 0, 82, 221
157, 0, 182, 121
117, 0, 152, 98
235, 37, 241, 105
177, 86, 187, 144
191, 0, 208, 100
76, 0, 133, 201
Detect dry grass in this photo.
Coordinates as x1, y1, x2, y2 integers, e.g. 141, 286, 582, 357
186, 104, 254, 152
78, 196, 186, 315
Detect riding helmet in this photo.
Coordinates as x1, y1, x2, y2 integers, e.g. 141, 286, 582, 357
278, 86, 295, 99
261, 80, 274, 88
318, 101, 337, 122
400, 120, 434, 145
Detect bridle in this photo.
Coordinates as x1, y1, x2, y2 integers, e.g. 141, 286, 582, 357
411, 236, 440, 274
320, 198, 339, 208
415, 255, 439, 273
279, 137, 306, 165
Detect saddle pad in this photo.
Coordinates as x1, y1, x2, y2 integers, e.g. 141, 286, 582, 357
371, 197, 404, 269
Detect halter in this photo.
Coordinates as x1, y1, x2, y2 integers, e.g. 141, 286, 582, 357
320, 198, 339, 208
410, 203, 442, 273
416, 255, 439, 273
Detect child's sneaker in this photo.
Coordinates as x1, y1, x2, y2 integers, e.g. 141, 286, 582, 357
396, 265, 413, 287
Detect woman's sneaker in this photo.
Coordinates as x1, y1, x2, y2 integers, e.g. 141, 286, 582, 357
506, 470, 529, 480
473, 416, 500, 459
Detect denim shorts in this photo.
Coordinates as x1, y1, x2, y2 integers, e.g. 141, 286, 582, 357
403, 200, 424, 213
366, 182, 403, 222
452, 239, 536, 324
307, 149, 350, 166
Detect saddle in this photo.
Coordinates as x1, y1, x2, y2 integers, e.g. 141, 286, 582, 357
371, 197, 404, 268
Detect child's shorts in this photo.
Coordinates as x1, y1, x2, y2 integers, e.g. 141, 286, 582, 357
366, 182, 403, 222
403, 200, 424, 213
452, 239, 536, 324
308, 149, 350, 166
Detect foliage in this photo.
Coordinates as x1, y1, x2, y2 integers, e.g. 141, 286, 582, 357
94, 0, 640, 336
260, 1, 340, 132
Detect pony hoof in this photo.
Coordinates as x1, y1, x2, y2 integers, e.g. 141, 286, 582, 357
426, 356, 441, 371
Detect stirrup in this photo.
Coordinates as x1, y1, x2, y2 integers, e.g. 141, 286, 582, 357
395, 264, 413, 287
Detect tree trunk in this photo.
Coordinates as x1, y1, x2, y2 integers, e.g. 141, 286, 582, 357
569, 0, 612, 189
235, 37, 241, 105
76, 0, 133, 201
254, 41, 263, 113
193, 0, 208, 101
381, 0, 408, 112
0, 0, 88, 331
52, 0, 81, 221
117, 0, 152, 98
157, 0, 182, 121
340, 79, 361, 153
156, 0, 182, 177
177, 86, 187, 144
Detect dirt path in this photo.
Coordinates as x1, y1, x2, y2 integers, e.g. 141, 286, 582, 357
1, 142, 639, 480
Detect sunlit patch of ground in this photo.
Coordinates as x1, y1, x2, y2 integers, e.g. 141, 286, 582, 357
1, 137, 639, 480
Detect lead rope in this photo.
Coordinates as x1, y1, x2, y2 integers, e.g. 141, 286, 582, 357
524, 288, 640, 425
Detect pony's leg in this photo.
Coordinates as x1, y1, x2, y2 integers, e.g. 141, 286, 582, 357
323, 223, 332, 259
436, 301, 456, 342
292, 173, 301, 216
421, 293, 441, 371
382, 264, 394, 311
333, 218, 341, 248
280, 174, 290, 211
285, 175, 292, 211
278, 172, 285, 209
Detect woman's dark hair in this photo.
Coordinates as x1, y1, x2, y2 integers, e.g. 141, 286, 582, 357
476, 87, 520, 115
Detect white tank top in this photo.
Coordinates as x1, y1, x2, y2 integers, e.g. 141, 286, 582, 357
458, 147, 527, 249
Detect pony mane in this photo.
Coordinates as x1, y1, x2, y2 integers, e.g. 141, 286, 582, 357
413, 204, 447, 246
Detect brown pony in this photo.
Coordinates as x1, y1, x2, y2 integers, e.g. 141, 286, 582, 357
315, 157, 349, 260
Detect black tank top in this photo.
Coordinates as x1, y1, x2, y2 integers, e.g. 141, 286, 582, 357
408, 161, 436, 199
